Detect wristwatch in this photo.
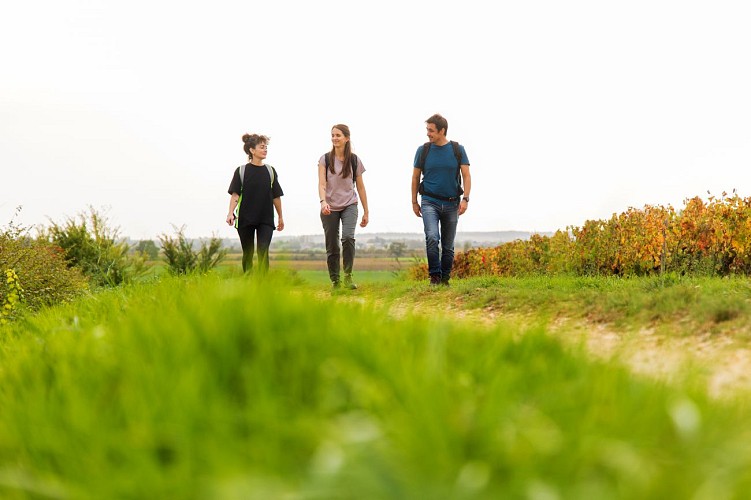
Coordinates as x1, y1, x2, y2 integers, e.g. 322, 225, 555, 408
462, 197, 469, 202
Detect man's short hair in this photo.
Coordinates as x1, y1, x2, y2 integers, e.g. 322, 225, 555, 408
426, 113, 448, 134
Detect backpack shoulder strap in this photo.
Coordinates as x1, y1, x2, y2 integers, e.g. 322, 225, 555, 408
239, 164, 246, 190
418, 142, 431, 169
239, 163, 275, 190
351, 153, 358, 184
323, 153, 358, 185
234, 165, 246, 229
450, 141, 463, 193
450, 141, 462, 166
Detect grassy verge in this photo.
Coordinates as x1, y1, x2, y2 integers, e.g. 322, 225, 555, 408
340, 274, 751, 338
291, 269, 399, 286
2, 274, 751, 497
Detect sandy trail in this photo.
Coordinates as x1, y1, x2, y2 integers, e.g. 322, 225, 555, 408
316, 287, 751, 398
383, 296, 751, 399
562, 322, 751, 398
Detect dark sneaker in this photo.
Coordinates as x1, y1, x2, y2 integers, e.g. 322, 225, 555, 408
440, 278, 450, 287
332, 280, 341, 289
429, 274, 441, 286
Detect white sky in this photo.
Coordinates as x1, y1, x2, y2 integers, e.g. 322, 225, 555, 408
2, 0, 750, 239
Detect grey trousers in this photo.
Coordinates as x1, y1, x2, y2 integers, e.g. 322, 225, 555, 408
320, 203, 358, 283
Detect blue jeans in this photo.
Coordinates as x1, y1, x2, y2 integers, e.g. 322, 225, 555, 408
421, 199, 459, 279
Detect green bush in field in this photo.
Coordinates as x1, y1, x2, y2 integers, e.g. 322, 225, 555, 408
159, 225, 227, 275
0, 269, 23, 325
41, 206, 150, 287
134, 239, 159, 260
0, 211, 88, 318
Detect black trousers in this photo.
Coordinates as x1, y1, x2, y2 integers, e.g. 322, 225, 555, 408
237, 224, 274, 273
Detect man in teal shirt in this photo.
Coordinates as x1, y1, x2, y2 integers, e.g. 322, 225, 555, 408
411, 113, 472, 286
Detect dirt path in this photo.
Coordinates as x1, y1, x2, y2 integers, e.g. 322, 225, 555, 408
380, 295, 751, 399
315, 287, 751, 398
511, 314, 751, 399
563, 322, 751, 398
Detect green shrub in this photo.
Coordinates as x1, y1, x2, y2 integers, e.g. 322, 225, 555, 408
0, 210, 88, 316
0, 269, 23, 324
159, 225, 227, 275
42, 206, 150, 287
134, 239, 159, 260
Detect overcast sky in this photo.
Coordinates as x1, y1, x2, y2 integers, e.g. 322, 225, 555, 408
2, 1, 750, 239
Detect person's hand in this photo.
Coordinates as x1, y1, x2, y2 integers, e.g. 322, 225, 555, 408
458, 199, 468, 216
277, 217, 284, 231
412, 201, 421, 218
360, 213, 369, 227
321, 201, 331, 215
226, 213, 235, 226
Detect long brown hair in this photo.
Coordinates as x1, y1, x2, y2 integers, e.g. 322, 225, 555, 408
329, 124, 354, 179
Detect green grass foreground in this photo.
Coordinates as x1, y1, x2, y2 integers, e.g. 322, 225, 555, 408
2, 274, 751, 498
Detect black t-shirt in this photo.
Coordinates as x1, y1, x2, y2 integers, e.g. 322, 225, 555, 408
227, 164, 284, 228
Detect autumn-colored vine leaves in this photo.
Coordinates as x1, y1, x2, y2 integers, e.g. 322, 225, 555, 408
449, 192, 751, 278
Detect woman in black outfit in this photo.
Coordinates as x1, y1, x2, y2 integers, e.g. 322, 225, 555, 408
226, 133, 284, 273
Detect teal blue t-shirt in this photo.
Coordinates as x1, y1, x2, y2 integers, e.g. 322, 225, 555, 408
413, 142, 469, 204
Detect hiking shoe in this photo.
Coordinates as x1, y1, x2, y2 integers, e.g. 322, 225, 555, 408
429, 274, 441, 286
332, 280, 341, 289
344, 274, 358, 290
440, 278, 450, 287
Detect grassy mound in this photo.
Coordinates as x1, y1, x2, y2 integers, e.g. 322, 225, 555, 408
1, 274, 750, 498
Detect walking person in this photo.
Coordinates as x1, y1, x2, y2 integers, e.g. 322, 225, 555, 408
318, 124, 369, 289
226, 133, 284, 274
411, 113, 471, 286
